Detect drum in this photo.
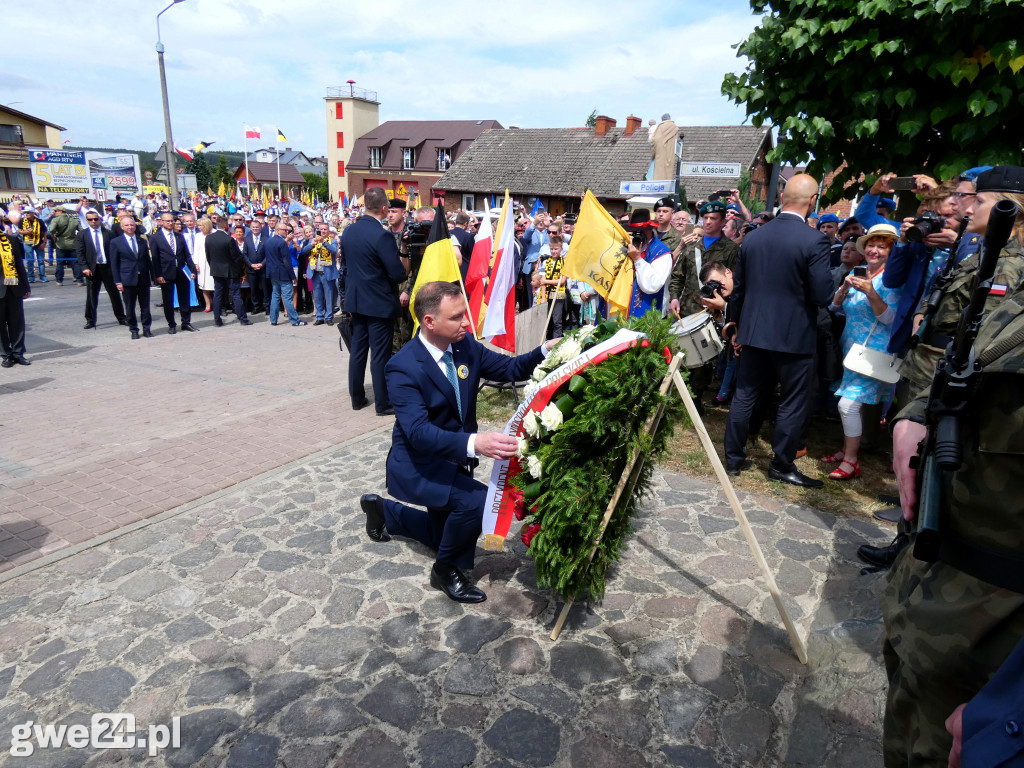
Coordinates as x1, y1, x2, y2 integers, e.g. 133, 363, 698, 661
670, 311, 724, 368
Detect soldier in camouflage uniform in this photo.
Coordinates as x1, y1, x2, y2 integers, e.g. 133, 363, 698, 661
668, 200, 740, 403
653, 196, 682, 255
885, 167, 1024, 767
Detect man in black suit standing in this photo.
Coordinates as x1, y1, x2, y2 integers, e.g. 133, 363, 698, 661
76, 208, 126, 330
340, 187, 407, 415
0, 229, 31, 366
149, 212, 198, 334
724, 174, 834, 488
206, 224, 251, 327
109, 216, 153, 340
242, 217, 267, 315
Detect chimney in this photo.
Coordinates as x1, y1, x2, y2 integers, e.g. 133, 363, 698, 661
624, 115, 642, 137
594, 115, 616, 137
285, 146, 292, 151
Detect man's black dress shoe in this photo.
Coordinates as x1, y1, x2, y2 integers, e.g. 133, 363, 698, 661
313, 319, 324, 326
430, 563, 486, 603
83, 322, 96, 329
857, 533, 909, 568
326, 319, 334, 326
118, 318, 128, 326
1, 358, 12, 368
726, 459, 752, 477
214, 318, 224, 327
769, 465, 824, 489
143, 329, 154, 338
239, 319, 253, 326
131, 331, 140, 340
13, 356, 30, 366
181, 323, 199, 332
360, 494, 391, 542
168, 326, 177, 335
352, 397, 369, 411
376, 406, 395, 416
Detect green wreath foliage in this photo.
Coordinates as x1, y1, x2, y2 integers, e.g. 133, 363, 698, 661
516, 311, 688, 602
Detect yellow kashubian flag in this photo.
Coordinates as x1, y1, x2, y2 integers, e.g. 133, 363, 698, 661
410, 206, 463, 333
562, 190, 632, 318
217, 180, 226, 196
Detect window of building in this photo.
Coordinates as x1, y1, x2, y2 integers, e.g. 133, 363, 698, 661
436, 148, 452, 172
336, 132, 344, 149
402, 147, 416, 170
337, 160, 345, 177
335, 103, 343, 120
0, 124, 23, 145
462, 194, 475, 211
369, 147, 383, 169
1, 167, 31, 189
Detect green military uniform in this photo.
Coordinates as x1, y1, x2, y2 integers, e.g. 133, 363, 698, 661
669, 234, 740, 397
883, 243, 1024, 767
655, 225, 681, 255
391, 226, 415, 351
901, 238, 1024, 399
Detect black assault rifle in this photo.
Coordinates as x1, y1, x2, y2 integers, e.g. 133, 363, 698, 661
913, 199, 1018, 561
908, 215, 971, 349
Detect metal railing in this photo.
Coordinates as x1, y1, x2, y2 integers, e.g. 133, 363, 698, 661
326, 85, 378, 101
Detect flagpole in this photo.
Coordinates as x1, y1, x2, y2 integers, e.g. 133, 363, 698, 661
275, 130, 282, 205
243, 125, 250, 207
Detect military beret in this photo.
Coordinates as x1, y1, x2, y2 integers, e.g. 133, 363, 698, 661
838, 215, 860, 232
654, 196, 677, 211
817, 213, 840, 226
388, 198, 407, 209
699, 200, 726, 216
975, 165, 1024, 194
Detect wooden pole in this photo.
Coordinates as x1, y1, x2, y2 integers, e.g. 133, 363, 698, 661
671, 369, 808, 664
550, 353, 683, 641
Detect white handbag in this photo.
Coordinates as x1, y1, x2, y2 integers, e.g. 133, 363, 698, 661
843, 320, 903, 384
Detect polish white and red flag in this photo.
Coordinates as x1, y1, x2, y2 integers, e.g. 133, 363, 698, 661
466, 207, 493, 333
244, 126, 261, 139
480, 190, 517, 351
174, 144, 194, 161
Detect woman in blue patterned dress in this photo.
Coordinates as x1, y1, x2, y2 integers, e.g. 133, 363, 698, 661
822, 223, 902, 480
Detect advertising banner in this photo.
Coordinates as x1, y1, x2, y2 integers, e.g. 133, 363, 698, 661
85, 152, 143, 197
28, 148, 89, 198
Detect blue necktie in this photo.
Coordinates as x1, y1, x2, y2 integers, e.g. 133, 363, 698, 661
441, 351, 462, 416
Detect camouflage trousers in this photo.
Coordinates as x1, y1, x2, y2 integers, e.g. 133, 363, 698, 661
392, 306, 414, 353
881, 548, 1024, 766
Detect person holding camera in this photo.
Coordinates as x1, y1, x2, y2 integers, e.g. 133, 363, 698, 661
624, 208, 671, 318
698, 261, 740, 405
821, 223, 902, 480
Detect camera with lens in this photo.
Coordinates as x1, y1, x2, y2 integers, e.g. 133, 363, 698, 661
708, 189, 733, 202
699, 279, 725, 299
405, 220, 433, 248
905, 210, 944, 243
630, 230, 644, 248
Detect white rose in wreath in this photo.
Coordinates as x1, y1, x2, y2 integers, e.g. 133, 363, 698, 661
525, 454, 543, 479
540, 403, 563, 431
523, 411, 541, 438
516, 436, 529, 458
557, 338, 583, 362
531, 366, 547, 383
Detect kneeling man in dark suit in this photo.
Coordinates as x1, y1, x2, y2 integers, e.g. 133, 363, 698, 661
360, 281, 555, 603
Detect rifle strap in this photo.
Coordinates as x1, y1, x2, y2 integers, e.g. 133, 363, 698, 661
939, 532, 1024, 594
978, 325, 1024, 367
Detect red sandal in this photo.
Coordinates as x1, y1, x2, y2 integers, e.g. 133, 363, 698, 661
829, 459, 861, 480
821, 451, 845, 464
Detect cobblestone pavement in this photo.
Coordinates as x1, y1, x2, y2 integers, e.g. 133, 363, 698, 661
0, 307, 380, 574
0, 428, 891, 767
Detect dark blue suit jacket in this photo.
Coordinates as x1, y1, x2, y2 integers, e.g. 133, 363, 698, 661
963, 635, 1024, 767
732, 212, 834, 355
148, 229, 196, 282
108, 233, 151, 287
242, 231, 267, 270
385, 334, 545, 508
339, 215, 406, 318
263, 236, 295, 282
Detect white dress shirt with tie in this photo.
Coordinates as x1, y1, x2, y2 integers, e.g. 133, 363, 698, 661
91, 227, 105, 265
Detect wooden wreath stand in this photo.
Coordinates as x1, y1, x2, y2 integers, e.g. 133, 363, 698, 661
548, 352, 809, 665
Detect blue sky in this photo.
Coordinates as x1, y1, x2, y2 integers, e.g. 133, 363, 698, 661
3, 0, 763, 155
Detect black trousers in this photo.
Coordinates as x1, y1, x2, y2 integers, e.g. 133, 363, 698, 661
158, 274, 192, 328
247, 269, 266, 312
84, 263, 126, 324
122, 283, 152, 333
348, 313, 394, 411
213, 277, 247, 323
725, 346, 815, 472
0, 293, 26, 358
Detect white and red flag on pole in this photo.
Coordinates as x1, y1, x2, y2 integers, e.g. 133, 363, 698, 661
174, 144, 194, 161
466, 208, 493, 331
480, 190, 516, 351
244, 126, 261, 139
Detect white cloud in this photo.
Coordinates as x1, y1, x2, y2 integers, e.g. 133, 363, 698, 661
3, 0, 762, 152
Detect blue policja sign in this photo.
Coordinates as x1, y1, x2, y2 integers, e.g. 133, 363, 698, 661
618, 180, 677, 195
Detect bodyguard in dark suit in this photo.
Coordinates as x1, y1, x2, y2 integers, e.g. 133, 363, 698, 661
724, 174, 834, 487
206, 226, 250, 327
149, 211, 198, 334
75, 210, 126, 329
340, 187, 408, 414
108, 217, 153, 339
360, 281, 550, 602
0, 232, 31, 366
242, 220, 268, 314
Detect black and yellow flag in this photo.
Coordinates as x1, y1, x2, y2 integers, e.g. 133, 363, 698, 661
411, 206, 462, 332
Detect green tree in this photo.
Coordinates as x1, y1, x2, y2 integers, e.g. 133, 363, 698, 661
585, 109, 598, 128
185, 153, 213, 192
723, 0, 1024, 202
301, 171, 328, 202
211, 154, 232, 189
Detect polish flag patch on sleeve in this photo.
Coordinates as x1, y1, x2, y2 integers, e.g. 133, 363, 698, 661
990, 283, 1008, 297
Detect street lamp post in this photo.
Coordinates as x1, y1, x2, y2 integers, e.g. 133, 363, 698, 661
156, 0, 186, 209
